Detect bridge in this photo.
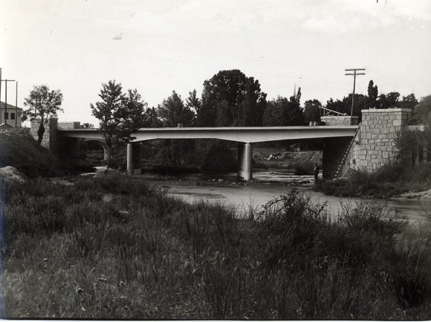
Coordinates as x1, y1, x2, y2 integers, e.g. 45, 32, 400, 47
34, 108, 421, 181
57, 125, 358, 180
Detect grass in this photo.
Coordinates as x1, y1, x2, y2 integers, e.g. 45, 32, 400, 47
1, 174, 431, 319
316, 163, 431, 199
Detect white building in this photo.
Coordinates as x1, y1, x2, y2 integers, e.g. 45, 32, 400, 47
0, 101, 22, 127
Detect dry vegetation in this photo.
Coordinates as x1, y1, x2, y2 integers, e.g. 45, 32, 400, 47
1, 174, 431, 319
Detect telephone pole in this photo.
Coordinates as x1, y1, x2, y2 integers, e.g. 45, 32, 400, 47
15, 82, 18, 127
345, 68, 365, 116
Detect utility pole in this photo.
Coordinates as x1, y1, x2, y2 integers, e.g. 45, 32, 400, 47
0, 68, 2, 110
15, 82, 18, 127
2, 79, 16, 125
345, 68, 365, 116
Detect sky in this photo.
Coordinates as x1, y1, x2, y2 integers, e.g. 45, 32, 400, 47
1, 0, 430, 126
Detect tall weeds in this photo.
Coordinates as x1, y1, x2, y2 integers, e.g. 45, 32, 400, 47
1, 175, 431, 319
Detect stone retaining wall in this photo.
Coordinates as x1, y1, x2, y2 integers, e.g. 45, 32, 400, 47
30, 118, 58, 153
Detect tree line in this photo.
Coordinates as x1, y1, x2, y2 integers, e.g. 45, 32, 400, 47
22, 69, 431, 168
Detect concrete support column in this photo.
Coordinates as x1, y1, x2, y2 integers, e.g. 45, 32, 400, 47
127, 143, 142, 175
238, 142, 253, 181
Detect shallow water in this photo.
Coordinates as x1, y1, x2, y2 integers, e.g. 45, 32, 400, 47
146, 170, 431, 225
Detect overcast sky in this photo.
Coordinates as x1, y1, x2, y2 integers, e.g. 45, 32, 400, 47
1, 0, 430, 125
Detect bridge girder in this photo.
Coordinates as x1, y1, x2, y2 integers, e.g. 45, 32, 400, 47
58, 126, 357, 143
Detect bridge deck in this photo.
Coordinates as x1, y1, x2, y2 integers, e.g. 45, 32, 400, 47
58, 126, 358, 143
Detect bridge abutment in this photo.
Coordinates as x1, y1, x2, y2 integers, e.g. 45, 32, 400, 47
336, 108, 414, 177
238, 142, 253, 181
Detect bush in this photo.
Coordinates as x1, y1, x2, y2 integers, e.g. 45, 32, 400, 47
316, 164, 409, 198
402, 163, 431, 186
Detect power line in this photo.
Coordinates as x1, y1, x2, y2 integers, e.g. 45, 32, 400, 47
345, 68, 365, 116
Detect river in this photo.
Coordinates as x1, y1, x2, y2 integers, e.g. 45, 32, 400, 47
144, 170, 431, 225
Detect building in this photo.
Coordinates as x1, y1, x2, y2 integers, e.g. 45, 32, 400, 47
0, 101, 23, 127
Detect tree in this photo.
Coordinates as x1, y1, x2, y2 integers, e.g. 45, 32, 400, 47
410, 94, 431, 124
90, 80, 146, 168
285, 87, 305, 126
122, 88, 148, 131
326, 94, 366, 118
197, 69, 266, 127
158, 91, 195, 127
263, 88, 305, 126
398, 93, 418, 110
186, 89, 201, 118
23, 85, 63, 144
367, 80, 378, 108
303, 99, 322, 124
263, 97, 286, 126
157, 91, 196, 164
378, 92, 400, 109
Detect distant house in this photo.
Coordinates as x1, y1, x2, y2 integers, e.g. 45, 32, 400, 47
0, 101, 23, 127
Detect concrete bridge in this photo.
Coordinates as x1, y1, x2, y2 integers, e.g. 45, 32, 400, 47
32, 108, 427, 181
57, 125, 358, 180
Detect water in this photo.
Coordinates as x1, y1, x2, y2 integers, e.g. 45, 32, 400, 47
146, 170, 431, 225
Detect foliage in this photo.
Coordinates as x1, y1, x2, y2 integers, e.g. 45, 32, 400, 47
325, 97, 350, 115
367, 80, 378, 108
315, 161, 431, 199
201, 141, 237, 173
157, 91, 195, 127
90, 81, 147, 168
325, 81, 417, 121
197, 69, 267, 127
22, 85, 63, 144
378, 92, 400, 109
326, 94, 367, 118
185, 89, 201, 114
303, 99, 322, 124
80, 123, 94, 129
1, 178, 431, 319
156, 91, 196, 165
393, 128, 416, 164
263, 88, 305, 126
410, 94, 431, 125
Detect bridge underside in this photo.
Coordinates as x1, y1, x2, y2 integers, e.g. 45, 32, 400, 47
58, 126, 357, 180
125, 138, 351, 180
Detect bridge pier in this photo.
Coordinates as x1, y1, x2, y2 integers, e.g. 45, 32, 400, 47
127, 143, 142, 175
238, 142, 253, 181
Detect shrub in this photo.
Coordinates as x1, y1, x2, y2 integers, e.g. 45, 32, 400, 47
255, 190, 328, 268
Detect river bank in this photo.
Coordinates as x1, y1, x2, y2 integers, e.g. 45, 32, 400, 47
3, 173, 431, 319
137, 169, 431, 225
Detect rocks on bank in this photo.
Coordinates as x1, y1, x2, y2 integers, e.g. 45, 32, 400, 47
0, 166, 27, 184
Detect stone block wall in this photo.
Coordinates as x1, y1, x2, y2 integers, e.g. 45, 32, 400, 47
321, 116, 359, 126
356, 109, 411, 171
30, 118, 58, 153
